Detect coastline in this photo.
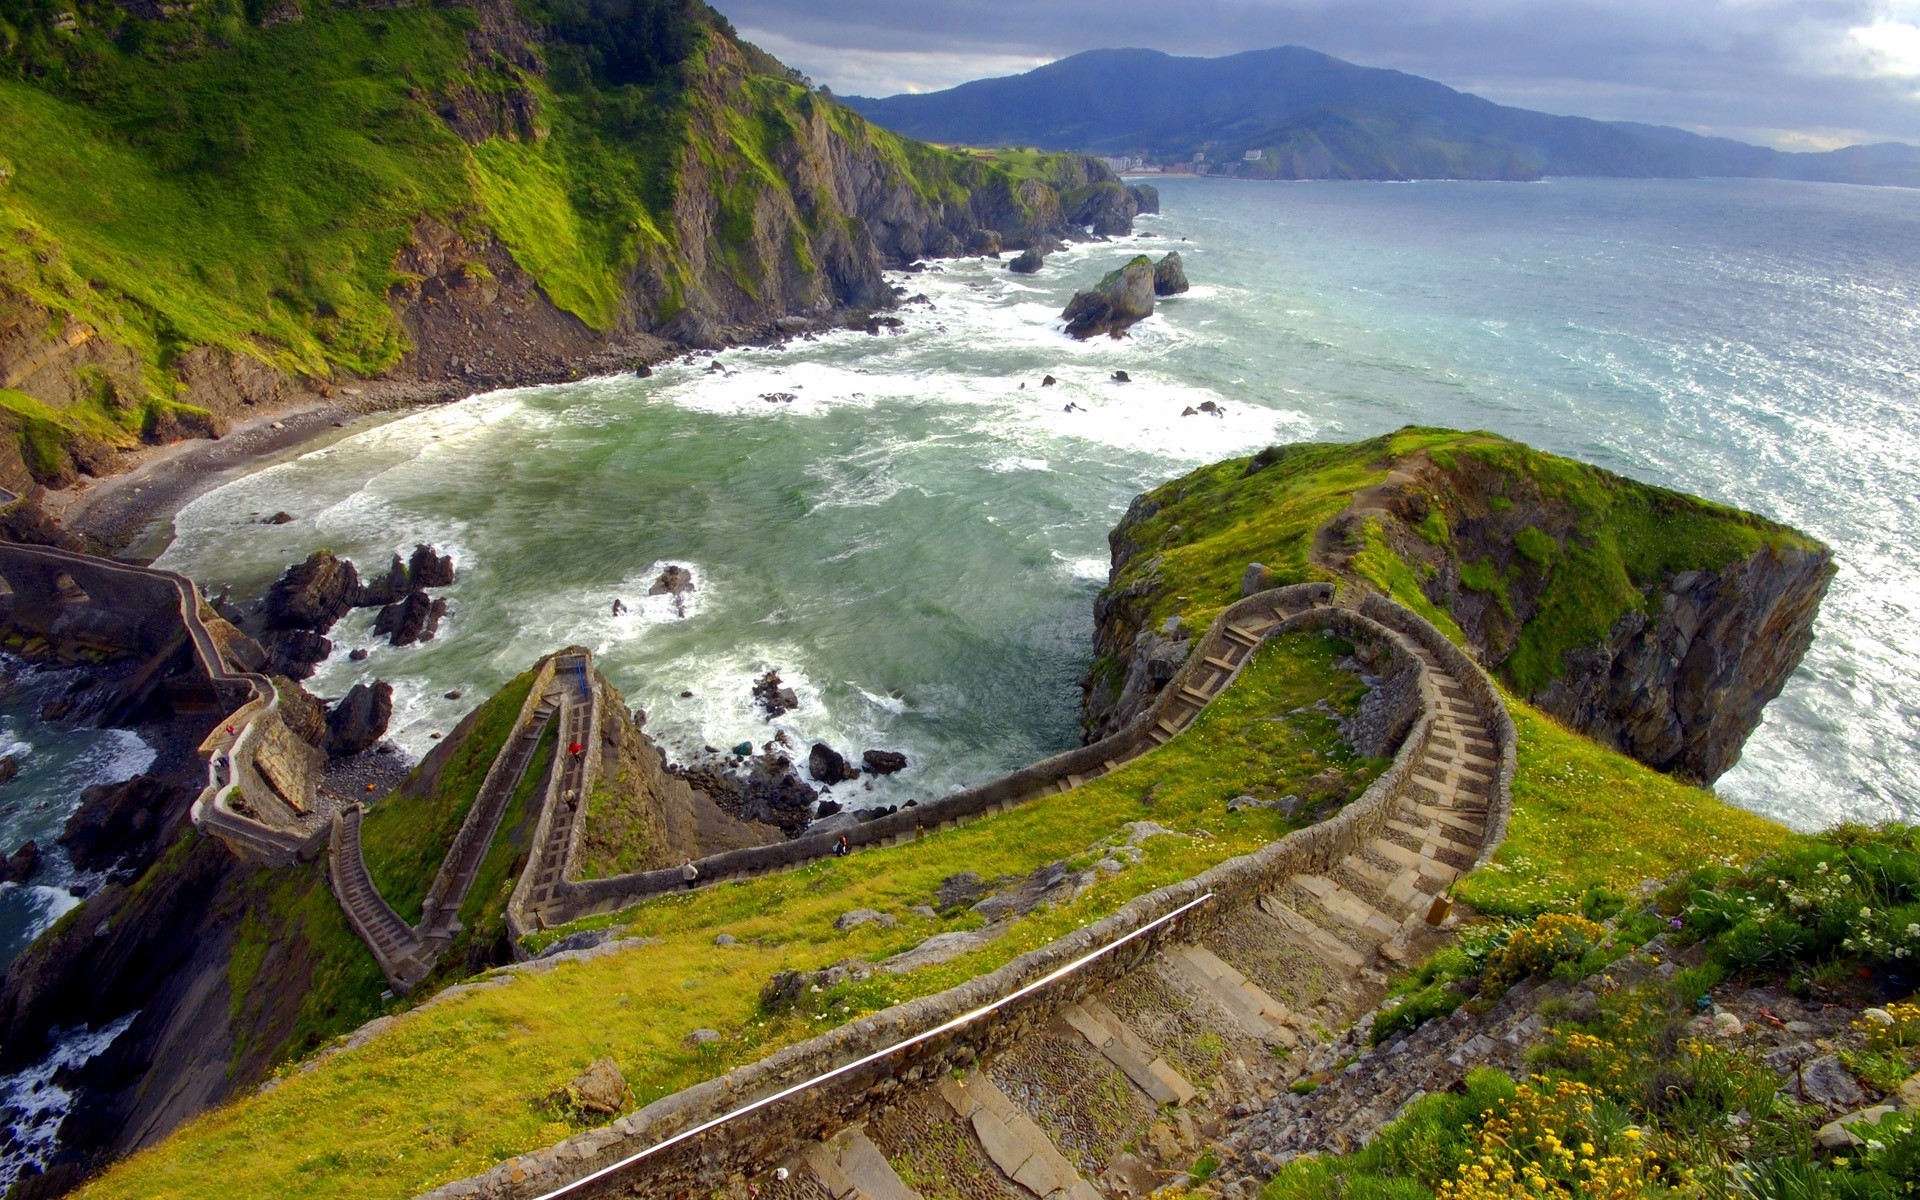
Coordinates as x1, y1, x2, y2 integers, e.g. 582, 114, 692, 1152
44, 380, 464, 563
31, 303, 943, 565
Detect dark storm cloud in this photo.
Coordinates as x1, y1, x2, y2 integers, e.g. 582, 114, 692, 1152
720, 0, 1920, 148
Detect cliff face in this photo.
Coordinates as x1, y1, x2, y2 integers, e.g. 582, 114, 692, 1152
0, 655, 763, 1189
0, 0, 1125, 503
1085, 429, 1833, 785
575, 672, 781, 879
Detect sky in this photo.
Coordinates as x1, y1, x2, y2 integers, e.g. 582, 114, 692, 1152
722, 0, 1920, 150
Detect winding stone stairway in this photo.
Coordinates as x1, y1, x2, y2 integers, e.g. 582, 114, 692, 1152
768, 614, 1509, 1200
331, 661, 570, 993
407, 587, 1515, 1200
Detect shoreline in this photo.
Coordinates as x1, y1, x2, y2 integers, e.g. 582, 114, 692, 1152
44, 379, 477, 564
35, 303, 936, 565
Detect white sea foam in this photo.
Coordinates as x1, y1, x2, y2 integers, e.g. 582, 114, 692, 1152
0, 1013, 138, 1191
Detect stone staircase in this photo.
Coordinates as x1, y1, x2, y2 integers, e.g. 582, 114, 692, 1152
756, 618, 1509, 1199
329, 805, 435, 993
409, 590, 1516, 1200
512, 653, 598, 929
331, 659, 571, 993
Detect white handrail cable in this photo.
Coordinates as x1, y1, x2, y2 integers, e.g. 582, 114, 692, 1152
527, 890, 1218, 1200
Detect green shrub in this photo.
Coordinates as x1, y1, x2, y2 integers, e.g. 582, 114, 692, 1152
1480, 912, 1606, 995
1681, 824, 1920, 975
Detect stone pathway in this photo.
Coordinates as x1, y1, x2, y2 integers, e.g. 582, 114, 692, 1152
331, 656, 574, 993
406, 589, 1515, 1200
756, 607, 1512, 1200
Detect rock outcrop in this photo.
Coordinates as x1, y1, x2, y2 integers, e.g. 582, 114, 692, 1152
1317, 450, 1833, 782
1061, 256, 1158, 339
1008, 247, 1046, 274
325, 682, 393, 757
1153, 251, 1189, 296
263, 551, 359, 632
259, 629, 331, 680
1086, 430, 1832, 782
59, 775, 186, 878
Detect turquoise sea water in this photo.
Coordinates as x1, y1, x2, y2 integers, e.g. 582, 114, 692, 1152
148, 176, 1920, 832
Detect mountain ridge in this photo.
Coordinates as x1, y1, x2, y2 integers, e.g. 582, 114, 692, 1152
845, 45, 1920, 187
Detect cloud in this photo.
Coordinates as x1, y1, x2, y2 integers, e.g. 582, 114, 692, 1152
1853, 18, 1920, 76
718, 0, 1920, 148
736, 27, 1053, 96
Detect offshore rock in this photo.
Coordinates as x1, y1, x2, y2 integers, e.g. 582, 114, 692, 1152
325, 682, 393, 758
0, 840, 36, 884
649, 565, 695, 597
1062, 256, 1157, 339
1153, 251, 1190, 296
1128, 183, 1161, 214
263, 551, 359, 632
808, 742, 854, 785
408, 543, 455, 589
1008, 247, 1046, 274
373, 589, 446, 647
260, 629, 331, 680
355, 553, 411, 608
862, 749, 908, 775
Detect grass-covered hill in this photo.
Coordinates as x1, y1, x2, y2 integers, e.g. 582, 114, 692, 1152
75, 602, 1794, 1199
1089, 427, 1831, 783
0, 0, 1119, 492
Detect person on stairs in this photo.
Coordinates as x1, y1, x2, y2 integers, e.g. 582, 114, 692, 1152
681, 858, 699, 890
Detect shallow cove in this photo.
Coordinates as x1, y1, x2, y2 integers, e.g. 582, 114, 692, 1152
154, 177, 1920, 831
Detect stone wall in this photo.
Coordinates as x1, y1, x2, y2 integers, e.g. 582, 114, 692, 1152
1358, 592, 1519, 867
536, 584, 1341, 930
0, 541, 327, 865
413, 593, 1499, 1200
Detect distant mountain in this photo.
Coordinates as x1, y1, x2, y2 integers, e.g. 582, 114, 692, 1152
845, 47, 1920, 187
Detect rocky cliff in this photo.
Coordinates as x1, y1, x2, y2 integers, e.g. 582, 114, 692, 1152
0, 652, 762, 1192
1087, 429, 1832, 784
0, 0, 1130, 514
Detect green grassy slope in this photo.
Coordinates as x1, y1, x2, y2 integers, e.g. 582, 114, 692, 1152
1102, 426, 1818, 702
83, 630, 1380, 1199
0, 0, 1097, 481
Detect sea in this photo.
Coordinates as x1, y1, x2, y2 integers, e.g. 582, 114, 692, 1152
126, 176, 1918, 847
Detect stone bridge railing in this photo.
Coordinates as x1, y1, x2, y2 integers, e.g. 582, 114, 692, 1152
524, 583, 1341, 934
415, 585, 1514, 1200
0, 540, 323, 865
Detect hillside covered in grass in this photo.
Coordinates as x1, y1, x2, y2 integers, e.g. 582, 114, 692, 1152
1090, 427, 1831, 783
0, 0, 1125, 493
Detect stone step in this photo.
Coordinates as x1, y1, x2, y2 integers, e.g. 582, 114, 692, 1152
1224, 623, 1261, 647
1292, 874, 1402, 941
802, 1128, 923, 1200
1159, 943, 1296, 1046
1203, 654, 1238, 672
936, 1072, 1101, 1200
1060, 1000, 1197, 1107
1383, 818, 1481, 860
1259, 895, 1367, 970
1414, 804, 1486, 838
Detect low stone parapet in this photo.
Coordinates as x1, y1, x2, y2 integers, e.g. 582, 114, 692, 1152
411, 589, 1489, 1200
